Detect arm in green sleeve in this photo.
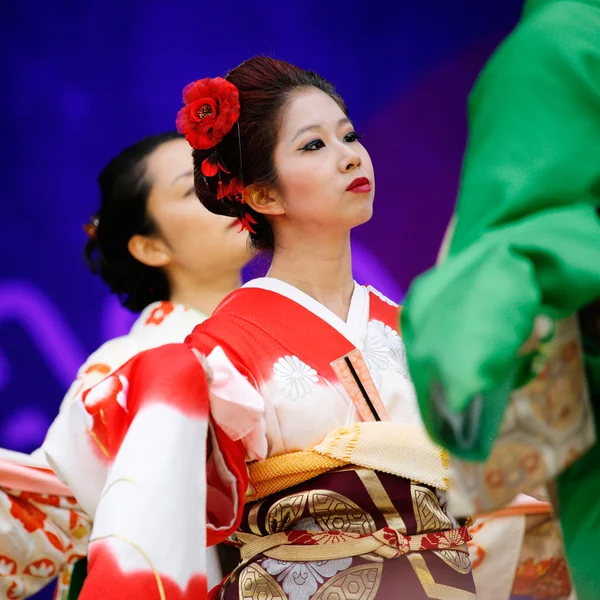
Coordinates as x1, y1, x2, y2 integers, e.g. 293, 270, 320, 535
403, 204, 600, 459
401, 0, 600, 460
451, 0, 600, 253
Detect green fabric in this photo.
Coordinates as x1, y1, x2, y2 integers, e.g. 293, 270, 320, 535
66, 558, 87, 600
556, 344, 600, 600
401, 1, 600, 596
401, 0, 600, 460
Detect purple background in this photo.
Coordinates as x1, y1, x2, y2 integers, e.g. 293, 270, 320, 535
0, 2, 523, 596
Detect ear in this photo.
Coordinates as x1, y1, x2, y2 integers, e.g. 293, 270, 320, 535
244, 184, 285, 217
128, 234, 171, 268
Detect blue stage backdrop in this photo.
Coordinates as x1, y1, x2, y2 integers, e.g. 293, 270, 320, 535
1, 2, 523, 597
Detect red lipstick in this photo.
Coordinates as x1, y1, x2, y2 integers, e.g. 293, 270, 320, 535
346, 177, 371, 193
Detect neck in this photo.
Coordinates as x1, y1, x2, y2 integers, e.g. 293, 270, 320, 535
268, 227, 355, 321
168, 269, 242, 316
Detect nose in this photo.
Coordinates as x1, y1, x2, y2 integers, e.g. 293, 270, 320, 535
339, 146, 362, 172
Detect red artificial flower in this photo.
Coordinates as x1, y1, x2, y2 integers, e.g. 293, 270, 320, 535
239, 213, 258, 234
217, 177, 244, 201
176, 77, 240, 150
201, 151, 230, 177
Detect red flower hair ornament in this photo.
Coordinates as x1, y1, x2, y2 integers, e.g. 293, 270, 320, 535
176, 77, 240, 151
177, 77, 258, 234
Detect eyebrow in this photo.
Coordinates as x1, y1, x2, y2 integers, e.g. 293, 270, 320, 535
171, 170, 193, 185
291, 117, 352, 142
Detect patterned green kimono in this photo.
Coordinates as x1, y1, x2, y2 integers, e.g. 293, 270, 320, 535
401, 0, 600, 597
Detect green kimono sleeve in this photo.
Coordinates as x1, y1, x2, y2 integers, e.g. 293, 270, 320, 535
401, 0, 600, 460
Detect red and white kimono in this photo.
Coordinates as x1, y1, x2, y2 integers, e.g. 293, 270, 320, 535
0, 301, 215, 599
41, 279, 476, 599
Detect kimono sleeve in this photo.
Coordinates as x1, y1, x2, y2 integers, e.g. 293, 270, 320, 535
451, 0, 600, 250
43, 342, 250, 600
0, 336, 139, 599
0, 460, 90, 600
401, 0, 600, 459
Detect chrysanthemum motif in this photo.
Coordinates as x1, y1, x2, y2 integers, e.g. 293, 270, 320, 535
437, 528, 467, 549
262, 556, 353, 600
366, 320, 409, 377
366, 286, 399, 307
362, 335, 389, 372
273, 356, 319, 400
263, 517, 352, 599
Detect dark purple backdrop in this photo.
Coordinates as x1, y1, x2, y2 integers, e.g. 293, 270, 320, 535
1, 3, 523, 597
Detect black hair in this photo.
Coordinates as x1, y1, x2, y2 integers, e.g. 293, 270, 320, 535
85, 131, 184, 312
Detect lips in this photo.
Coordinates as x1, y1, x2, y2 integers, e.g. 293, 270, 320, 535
346, 176, 371, 193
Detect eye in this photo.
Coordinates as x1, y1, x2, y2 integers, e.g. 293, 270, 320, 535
301, 139, 325, 152
185, 186, 196, 197
344, 131, 363, 143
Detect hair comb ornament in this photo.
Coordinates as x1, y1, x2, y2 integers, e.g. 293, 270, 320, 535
239, 213, 258, 234
84, 216, 100, 240
177, 77, 256, 233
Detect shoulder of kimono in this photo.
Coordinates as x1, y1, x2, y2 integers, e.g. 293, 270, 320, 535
115, 343, 211, 418
76, 334, 140, 380
185, 311, 262, 352
184, 315, 264, 383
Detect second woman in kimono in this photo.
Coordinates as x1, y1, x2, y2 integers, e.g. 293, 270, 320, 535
0, 131, 250, 599
43, 57, 477, 599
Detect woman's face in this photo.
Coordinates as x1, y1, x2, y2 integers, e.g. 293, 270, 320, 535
144, 139, 250, 281
270, 88, 374, 233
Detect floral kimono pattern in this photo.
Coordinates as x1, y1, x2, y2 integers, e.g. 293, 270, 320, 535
0, 301, 210, 599
41, 279, 476, 599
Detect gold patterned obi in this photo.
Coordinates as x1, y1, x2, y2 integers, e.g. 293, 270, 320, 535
214, 425, 476, 599
218, 465, 477, 600
238, 466, 469, 564
237, 520, 471, 563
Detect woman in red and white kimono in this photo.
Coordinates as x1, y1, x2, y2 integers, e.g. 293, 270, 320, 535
0, 132, 250, 599
42, 57, 477, 599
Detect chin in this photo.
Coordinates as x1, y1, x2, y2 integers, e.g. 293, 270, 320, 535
352, 204, 374, 227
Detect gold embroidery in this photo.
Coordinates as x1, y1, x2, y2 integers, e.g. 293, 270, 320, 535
246, 423, 449, 503
247, 451, 346, 502
237, 524, 468, 563
88, 429, 110, 458
89, 534, 166, 600
411, 483, 453, 533
407, 553, 476, 599
248, 502, 263, 536
265, 492, 308, 534
441, 451, 450, 469
238, 562, 286, 600
308, 490, 376, 535
359, 553, 384, 563
432, 548, 472, 574
99, 478, 136, 501
355, 468, 407, 533
313, 563, 383, 600
313, 422, 449, 490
